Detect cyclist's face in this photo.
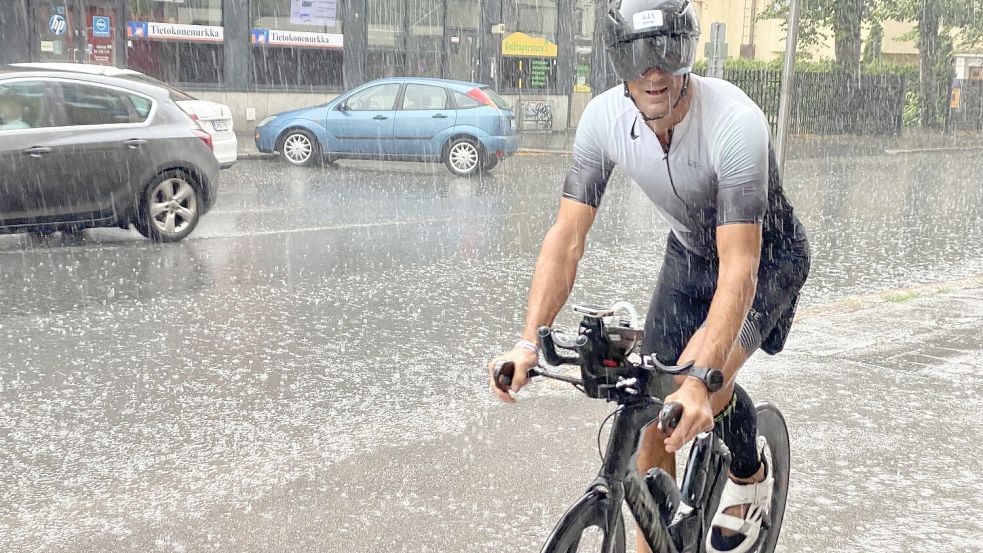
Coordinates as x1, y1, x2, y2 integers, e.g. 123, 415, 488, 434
626, 68, 685, 120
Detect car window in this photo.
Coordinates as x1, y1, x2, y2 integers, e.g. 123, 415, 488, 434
482, 87, 512, 110
401, 84, 448, 111
56, 82, 150, 126
346, 84, 401, 111
0, 81, 52, 130
451, 90, 482, 110
116, 73, 197, 102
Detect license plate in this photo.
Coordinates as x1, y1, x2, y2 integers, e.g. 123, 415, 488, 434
212, 120, 230, 132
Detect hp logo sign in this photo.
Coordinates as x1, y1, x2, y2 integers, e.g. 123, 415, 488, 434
48, 14, 67, 36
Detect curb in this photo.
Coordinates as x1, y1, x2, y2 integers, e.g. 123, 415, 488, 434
884, 145, 983, 155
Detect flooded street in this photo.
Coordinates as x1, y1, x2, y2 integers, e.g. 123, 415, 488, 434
1, 145, 982, 551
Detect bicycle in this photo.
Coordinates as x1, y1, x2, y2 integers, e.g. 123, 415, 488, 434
493, 302, 790, 553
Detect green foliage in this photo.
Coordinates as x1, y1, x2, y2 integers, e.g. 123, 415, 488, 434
902, 87, 921, 126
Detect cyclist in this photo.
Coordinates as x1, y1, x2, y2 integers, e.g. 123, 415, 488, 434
487, 1, 810, 552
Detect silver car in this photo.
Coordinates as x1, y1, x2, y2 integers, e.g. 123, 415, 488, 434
0, 65, 219, 242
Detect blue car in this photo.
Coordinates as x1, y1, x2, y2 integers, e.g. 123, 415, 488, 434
255, 78, 519, 177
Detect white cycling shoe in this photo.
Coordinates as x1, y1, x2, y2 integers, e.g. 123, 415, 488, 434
705, 436, 774, 553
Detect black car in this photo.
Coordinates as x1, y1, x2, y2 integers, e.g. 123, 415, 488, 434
0, 65, 219, 242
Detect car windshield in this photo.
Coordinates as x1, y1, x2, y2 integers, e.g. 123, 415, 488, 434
116, 73, 198, 102
481, 87, 511, 110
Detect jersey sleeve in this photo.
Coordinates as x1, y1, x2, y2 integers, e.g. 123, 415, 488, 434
562, 99, 615, 208
713, 108, 770, 225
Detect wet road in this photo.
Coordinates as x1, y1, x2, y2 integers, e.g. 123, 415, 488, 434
1, 146, 982, 552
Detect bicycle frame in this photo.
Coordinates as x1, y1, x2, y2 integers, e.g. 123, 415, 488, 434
550, 396, 733, 553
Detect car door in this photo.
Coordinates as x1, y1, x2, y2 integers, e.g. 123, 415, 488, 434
392, 83, 456, 157
0, 79, 67, 224
45, 79, 155, 219
322, 83, 399, 156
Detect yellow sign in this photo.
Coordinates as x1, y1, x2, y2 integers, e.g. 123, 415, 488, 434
950, 87, 961, 109
501, 32, 558, 58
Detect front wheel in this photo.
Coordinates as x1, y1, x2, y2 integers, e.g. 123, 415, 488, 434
541, 492, 626, 553
134, 170, 203, 242
753, 402, 791, 553
279, 129, 321, 167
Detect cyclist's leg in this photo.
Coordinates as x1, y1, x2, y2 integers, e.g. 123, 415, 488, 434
637, 233, 714, 553
705, 247, 810, 552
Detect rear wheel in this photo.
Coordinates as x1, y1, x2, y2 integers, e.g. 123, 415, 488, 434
134, 170, 202, 242
753, 402, 791, 553
541, 493, 626, 553
443, 137, 482, 177
279, 129, 320, 167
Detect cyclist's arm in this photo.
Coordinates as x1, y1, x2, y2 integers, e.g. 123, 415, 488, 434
695, 106, 770, 379
693, 223, 761, 380
521, 198, 597, 342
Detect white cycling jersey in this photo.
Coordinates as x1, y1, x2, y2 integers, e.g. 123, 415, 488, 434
563, 74, 803, 258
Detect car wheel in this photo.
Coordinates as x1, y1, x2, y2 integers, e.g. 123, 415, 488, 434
279, 129, 320, 167
444, 137, 482, 177
134, 170, 203, 243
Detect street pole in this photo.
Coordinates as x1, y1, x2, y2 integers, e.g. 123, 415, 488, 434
775, 0, 801, 180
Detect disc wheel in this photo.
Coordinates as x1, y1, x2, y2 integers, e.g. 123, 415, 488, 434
752, 402, 791, 553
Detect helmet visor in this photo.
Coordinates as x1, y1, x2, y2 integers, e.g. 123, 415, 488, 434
607, 35, 697, 80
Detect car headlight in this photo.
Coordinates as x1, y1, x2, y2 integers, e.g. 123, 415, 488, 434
258, 115, 277, 127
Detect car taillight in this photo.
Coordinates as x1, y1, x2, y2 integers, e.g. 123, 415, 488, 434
193, 128, 213, 150
186, 112, 203, 128
466, 88, 497, 108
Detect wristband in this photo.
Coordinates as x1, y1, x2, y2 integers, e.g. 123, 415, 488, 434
515, 339, 539, 354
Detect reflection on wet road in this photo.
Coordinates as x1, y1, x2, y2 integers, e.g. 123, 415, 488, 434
1, 148, 981, 551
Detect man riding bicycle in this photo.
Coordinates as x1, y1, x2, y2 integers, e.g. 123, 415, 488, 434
487, 1, 810, 552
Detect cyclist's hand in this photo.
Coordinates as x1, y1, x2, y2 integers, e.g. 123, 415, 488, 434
661, 379, 714, 453
487, 347, 538, 404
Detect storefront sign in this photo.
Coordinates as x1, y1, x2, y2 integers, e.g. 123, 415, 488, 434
126, 21, 224, 43
501, 32, 557, 58
529, 58, 551, 87
290, 0, 337, 27
251, 28, 343, 48
92, 16, 111, 37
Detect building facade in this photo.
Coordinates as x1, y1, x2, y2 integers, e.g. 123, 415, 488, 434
1, 0, 607, 132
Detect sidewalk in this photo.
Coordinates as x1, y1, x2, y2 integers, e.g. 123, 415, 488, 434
234, 131, 576, 160
237, 129, 982, 160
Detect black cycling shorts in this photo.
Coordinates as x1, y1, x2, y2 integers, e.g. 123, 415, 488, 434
642, 231, 810, 398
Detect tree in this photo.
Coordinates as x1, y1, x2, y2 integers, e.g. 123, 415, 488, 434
881, 0, 983, 127
759, 0, 874, 73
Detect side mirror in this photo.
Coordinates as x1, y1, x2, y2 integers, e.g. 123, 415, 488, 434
337, 103, 349, 112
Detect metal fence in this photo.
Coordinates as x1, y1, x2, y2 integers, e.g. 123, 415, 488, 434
693, 68, 910, 136
948, 80, 983, 133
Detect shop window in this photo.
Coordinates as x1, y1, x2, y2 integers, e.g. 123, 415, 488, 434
368, 0, 404, 48
407, 0, 443, 78
513, 0, 557, 39
500, 57, 558, 93
366, 50, 405, 81
251, 0, 345, 88
126, 0, 224, 84
446, 0, 480, 30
